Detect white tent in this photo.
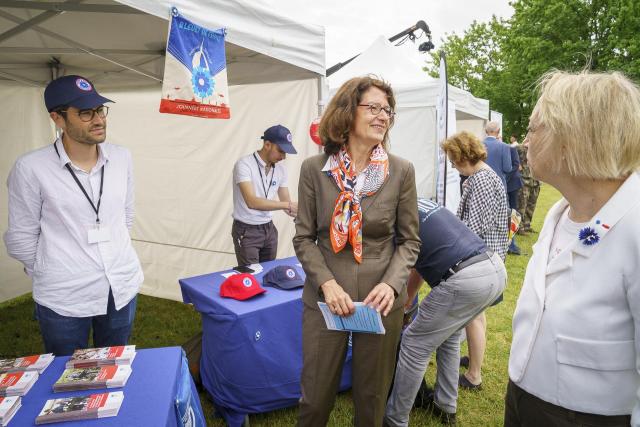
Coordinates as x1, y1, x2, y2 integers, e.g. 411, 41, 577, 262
0, 0, 325, 302
327, 36, 490, 208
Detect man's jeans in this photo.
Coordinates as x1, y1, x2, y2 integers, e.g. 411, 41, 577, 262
35, 289, 137, 356
385, 253, 507, 427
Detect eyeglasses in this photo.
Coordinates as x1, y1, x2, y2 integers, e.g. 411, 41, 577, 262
58, 105, 109, 122
358, 103, 396, 118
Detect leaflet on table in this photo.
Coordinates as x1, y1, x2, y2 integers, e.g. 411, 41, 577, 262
36, 391, 123, 424
317, 302, 386, 334
0, 353, 54, 374
0, 371, 38, 397
0, 396, 20, 426
66, 345, 136, 369
53, 365, 132, 392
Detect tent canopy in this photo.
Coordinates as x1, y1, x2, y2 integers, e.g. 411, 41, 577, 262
0, 0, 325, 88
0, 0, 325, 303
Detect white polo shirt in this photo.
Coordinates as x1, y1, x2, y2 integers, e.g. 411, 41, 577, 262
232, 152, 288, 225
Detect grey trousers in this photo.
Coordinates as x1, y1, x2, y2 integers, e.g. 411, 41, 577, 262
384, 253, 507, 427
231, 220, 278, 266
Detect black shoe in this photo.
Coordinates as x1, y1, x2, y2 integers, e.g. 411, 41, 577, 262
413, 380, 435, 409
459, 356, 469, 368
416, 390, 457, 425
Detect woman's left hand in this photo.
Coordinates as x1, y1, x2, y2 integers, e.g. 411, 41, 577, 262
363, 283, 395, 317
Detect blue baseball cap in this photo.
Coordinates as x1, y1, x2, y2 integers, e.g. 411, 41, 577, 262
44, 75, 113, 113
261, 125, 297, 154
262, 265, 304, 290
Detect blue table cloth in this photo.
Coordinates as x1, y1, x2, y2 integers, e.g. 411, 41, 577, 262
10, 346, 201, 426
179, 256, 353, 427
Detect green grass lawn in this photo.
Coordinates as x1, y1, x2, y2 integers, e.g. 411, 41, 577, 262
0, 184, 562, 426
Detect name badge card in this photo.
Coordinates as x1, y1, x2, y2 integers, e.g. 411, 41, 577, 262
88, 225, 111, 244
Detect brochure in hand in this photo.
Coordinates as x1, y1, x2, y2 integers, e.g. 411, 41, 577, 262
0, 371, 38, 397
65, 346, 136, 369
317, 302, 386, 334
0, 354, 54, 375
35, 391, 123, 425
53, 365, 132, 392
0, 396, 20, 426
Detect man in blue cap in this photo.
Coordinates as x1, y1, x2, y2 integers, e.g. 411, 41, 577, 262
231, 125, 298, 266
3, 75, 143, 356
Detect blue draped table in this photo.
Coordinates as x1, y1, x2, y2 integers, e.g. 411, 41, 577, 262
179, 256, 352, 427
9, 346, 201, 426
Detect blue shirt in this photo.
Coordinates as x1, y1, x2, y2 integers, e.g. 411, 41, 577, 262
414, 198, 487, 287
483, 136, 512, 189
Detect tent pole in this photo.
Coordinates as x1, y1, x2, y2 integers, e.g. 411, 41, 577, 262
0, 9, 163, 82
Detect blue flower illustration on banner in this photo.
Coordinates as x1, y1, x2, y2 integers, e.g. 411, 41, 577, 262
578, 226, 600, 246
191, 66, 214, 99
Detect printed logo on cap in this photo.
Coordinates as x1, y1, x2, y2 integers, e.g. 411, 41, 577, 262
75, 78, 92, 91
287, 133, 293, 142
286, 269, 295, 278
242, 277, 253, 288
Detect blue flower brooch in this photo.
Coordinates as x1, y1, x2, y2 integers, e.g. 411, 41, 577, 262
578, 226, 600, 246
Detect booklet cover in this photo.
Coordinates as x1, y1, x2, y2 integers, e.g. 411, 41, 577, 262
317, 302, 386, 334
36, 391, 123, 424
0, 354, 54, 375
66, 346, 136, 369
0, 371, 38, 397
53, 365, 131, 392
0, 396, 21, 426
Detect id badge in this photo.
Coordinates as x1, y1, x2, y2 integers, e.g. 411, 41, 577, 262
87, 224, 111, 244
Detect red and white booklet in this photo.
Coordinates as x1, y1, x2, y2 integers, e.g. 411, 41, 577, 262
65, 346, 136, 369
0, 371, 38, 397
0, 396, 21, 426
53, 365, 132, 392
36, 391, 123, 425
0, 354, 54, 375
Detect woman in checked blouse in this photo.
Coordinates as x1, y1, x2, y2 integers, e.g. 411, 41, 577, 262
442, 131, 509, 391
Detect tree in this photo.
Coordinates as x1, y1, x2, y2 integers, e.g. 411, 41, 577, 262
427, 0, 640, 138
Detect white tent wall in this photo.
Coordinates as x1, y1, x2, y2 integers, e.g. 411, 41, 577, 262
0, 82, 52, 302
105, 78, 319, 301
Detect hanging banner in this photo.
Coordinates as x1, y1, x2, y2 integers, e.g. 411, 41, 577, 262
160, 8, 230, 119
435, 51, 448, 205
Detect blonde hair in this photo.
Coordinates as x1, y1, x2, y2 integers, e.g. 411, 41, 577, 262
533, 70, 640, 179
442, 131, 487, 165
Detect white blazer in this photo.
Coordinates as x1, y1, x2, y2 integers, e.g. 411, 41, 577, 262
509, 173, 640, 422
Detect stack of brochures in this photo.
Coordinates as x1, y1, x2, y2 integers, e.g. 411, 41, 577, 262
0, 396, 20, 426
53, 366, 132, 392
35, 391, 123, 425
0, 354, 54, 375
0, 371, 38, 397
317, 302, 386, 334
65, 346, 136, 369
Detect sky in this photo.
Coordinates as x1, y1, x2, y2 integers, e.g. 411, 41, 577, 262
263, 0, 514, 69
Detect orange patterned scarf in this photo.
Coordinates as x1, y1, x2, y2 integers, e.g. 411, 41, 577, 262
326, 145, 389, 263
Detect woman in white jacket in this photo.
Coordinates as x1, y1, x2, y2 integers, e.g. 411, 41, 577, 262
506, 70, 640, 427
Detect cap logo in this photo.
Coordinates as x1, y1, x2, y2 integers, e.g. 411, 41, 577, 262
76, 78, 92, 91
242, 277, 253, 288
286, 133, 292, 142
286, 269, 295, 278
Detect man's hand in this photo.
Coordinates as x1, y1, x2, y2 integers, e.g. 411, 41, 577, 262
286, 201, 298, 217
321, 279, 355, 317
363, 283, 395, 317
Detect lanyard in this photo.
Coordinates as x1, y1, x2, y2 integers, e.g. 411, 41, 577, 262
253, 153, 275, 199
54, 143, 104, 224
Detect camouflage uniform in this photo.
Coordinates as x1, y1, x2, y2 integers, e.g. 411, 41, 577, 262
517, 144, 540, 232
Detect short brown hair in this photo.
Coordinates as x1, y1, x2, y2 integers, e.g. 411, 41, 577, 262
533, 70, 640, 179
320, 76, 395, 155
442, 131, 487, 165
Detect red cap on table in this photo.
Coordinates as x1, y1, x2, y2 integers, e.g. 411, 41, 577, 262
220, 273, 266, 300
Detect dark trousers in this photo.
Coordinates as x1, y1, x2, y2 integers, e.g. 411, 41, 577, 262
231, 220, 278, 266
504, 380, 631, 427
35, 289, 137, 356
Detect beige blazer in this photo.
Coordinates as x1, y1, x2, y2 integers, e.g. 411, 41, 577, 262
293, 152, 420, 311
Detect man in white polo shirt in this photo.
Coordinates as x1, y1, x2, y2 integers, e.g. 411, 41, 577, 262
232, 125, 298, 266
3, 75, 143, 356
